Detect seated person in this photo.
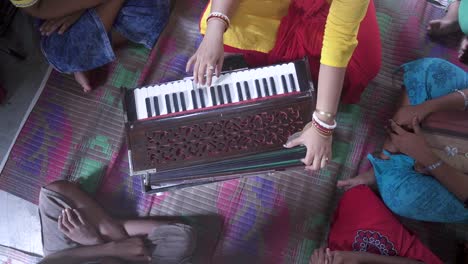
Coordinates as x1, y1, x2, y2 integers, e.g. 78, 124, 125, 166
38, 180, 196, 264
309, 185, 443, 264
338, 58, 468, 223
10, 0, 171, 92
427, 0, 468, 64
187, 0, 382, 171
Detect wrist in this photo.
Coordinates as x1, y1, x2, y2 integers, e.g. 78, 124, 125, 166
417, 152, 440, 167
422, 100, 438, 115
206, 19, 225, 39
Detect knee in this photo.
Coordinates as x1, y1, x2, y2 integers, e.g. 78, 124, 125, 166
44, 180, 79, 195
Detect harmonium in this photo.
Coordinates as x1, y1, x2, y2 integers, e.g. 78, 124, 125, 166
123, 58, 317, 194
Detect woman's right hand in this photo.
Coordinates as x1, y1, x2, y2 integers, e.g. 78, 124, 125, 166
186, 19, 226, 87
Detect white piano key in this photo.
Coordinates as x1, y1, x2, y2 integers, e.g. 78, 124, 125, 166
135, 88, 148, 120
203, 87, 212, 107
185, 90, 194, 110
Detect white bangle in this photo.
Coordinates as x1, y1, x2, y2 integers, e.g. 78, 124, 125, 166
207, 12, 231, 28
313, 112, 337, 130
455, 89, 468, 110
423, 159, 443, 174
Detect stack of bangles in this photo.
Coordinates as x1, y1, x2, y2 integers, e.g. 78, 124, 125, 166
206, 12, 231, 32
312, 110, 337, 137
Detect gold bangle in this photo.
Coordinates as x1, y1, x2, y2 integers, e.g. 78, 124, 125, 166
315, 109, 335, 119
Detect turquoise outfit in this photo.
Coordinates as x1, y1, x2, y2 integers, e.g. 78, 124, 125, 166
369, 58, 468, 223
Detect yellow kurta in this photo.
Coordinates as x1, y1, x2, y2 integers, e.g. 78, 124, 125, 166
200, 0, 370, 68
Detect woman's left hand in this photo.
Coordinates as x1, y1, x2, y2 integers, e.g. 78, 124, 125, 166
387, 117, 437, 165
284, 123, 332, 171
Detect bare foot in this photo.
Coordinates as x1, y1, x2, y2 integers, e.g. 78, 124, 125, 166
74, 71, 92, 93
337, 169, 376, 190
459, 36, 468, 64
58, 208, 104, 245
428, 1, 461, 36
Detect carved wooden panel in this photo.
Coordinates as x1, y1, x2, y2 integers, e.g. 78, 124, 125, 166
128, 94, 313, 172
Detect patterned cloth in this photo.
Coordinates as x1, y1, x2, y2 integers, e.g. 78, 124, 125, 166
41, 0, 170, 73
328, 185, 443, 263
369, 58, 468, 223
1, 0, 468, 263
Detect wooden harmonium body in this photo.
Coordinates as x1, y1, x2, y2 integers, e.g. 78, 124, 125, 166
124, 59, 316, 194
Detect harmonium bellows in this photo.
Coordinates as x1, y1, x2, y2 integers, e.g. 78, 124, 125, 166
123, 58, 316, 194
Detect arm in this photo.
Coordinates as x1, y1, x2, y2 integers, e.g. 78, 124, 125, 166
423, 88, 468, 113
22, 0, 108, 19
389, 118, 468, 203
317, 0, 370, 116
40, 238, 150, 264
40, 243, 116, 264
416, 149, 468, 203
187, 0, 239, 85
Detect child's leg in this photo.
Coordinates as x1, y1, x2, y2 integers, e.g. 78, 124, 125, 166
337, 169, 376, 189
73, 0, 126, 92
428, 0, 461, 36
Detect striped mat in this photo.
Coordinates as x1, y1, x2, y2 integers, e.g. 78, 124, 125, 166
0, 0, 467, 263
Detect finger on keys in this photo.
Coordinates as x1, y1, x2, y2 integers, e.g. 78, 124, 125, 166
206, 65, 214, 87
198, 63, 208, 86
193, 59, 201, 84
186, 55, 196, 72
216, 56, 224, 77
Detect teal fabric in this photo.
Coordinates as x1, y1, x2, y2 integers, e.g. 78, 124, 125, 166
460, 0, 468, 35
371, 58, 468, 223
369, 151, 468, 223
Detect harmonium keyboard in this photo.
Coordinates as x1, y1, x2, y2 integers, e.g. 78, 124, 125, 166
123, 58, 316, 194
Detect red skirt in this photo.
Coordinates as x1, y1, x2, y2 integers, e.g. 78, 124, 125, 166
328, 185, 443, 263
224, 0, 382, 104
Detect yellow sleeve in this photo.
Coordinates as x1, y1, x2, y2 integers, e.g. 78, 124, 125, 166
9, 0, 38, 8
321, 0, 370, 68
200, 0, 290, 53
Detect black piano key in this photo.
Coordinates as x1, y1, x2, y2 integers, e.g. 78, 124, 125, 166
281, 75, 289, 93
210, 86, 217, 106
199, 89, 206, 108
145, 98, 152, 117
165, 94, 172, 114
262, 78, 270, 96
236, 82, 244, 101
217, 85, 225, 104
153, 97, 160, 116
269, 77, 277, 95
243, 81, 251, 99
172, 93, 179, 112
289, 74, 297, 91
179, 92, 187, 111
224, 84, 232, 103
255, 80, 262, 98
191, 90, 198, 109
